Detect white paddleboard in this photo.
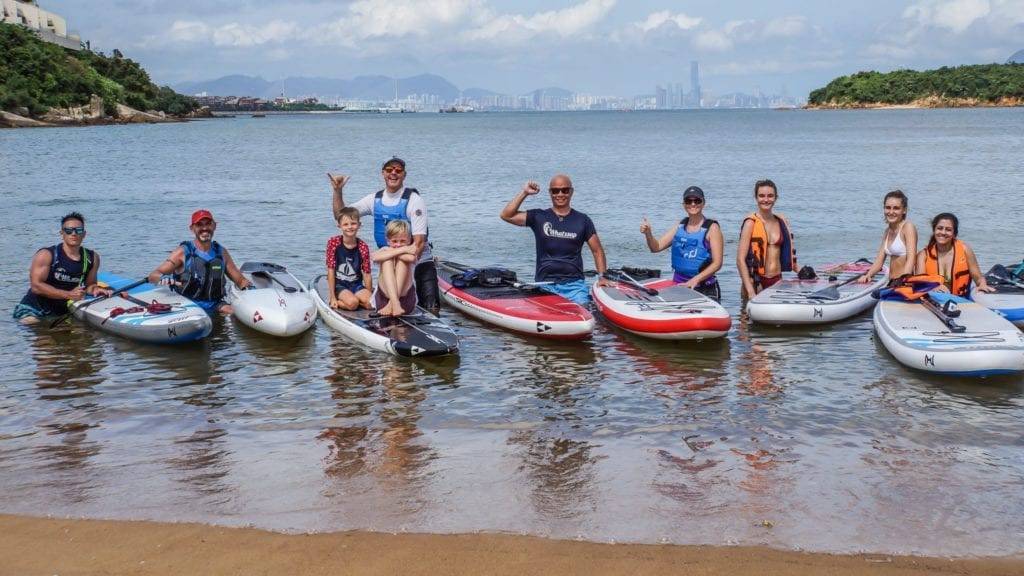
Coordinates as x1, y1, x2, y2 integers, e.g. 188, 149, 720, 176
748, 260, 887, 325
310, 275, 459, 357
228, 262, 317, 337
72, 273, 212, 344
874, 293, 1024, 376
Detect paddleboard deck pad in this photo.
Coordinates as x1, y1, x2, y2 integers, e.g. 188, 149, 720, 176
747, 260, 886, 325
228, 262, 317, 337
311, 275, 458, 357
874, 292, 1024, 376
972, 265, 1024, 327
592, 278, 730, 339
72, 272, 212, 344
437, 260, 593, 339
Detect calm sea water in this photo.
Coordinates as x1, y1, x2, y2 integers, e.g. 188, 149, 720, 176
1, 110, 1023, 556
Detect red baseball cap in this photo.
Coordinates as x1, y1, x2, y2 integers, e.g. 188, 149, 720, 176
190, 210, 215, 226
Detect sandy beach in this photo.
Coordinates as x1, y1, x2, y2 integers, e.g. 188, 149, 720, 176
2, 514, 1021, 576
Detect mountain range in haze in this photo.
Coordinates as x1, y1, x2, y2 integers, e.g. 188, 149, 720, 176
174, 73, 573, 101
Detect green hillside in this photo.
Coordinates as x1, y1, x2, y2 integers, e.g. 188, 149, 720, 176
808, 63, 1024, 106
0, 22, 195, 117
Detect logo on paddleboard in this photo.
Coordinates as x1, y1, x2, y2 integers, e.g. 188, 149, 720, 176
253, 311, 263, 323
813, 307, 823, 318
536, 322, 551, 333
925, 354, 935, 367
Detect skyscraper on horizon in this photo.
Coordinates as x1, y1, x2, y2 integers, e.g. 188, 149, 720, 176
690, 61, 701, 109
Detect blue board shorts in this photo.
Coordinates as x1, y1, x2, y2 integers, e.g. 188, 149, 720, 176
539, 279, 590, 305
12, 302, 49, 320
194, 299, 228, 314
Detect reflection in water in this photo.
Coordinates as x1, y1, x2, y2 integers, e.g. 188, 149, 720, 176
735, 317, 781, 396
27, 324, 106, 503
513, 432, 600, 522
319, 346, 436, 491
507, 345, 603, 523
168, 427, 233, 500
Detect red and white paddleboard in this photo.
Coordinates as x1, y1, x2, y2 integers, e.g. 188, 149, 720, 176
592, 278, 731, 340
437, 261, 594, 339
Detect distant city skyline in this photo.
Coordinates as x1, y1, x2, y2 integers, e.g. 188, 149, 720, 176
41, 0, 1024, 98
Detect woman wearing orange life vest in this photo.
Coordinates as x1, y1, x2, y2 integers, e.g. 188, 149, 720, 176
858, 190, 918, 282
914, 212, 993, 296
736, 179, 797, 299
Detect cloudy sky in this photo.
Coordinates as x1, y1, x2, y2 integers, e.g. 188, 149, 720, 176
44, 0, 1024, 97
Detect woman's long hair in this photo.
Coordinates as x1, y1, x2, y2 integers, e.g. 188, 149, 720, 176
926, 212, 959, 253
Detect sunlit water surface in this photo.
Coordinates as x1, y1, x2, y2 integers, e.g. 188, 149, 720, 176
1, 109, 1023, 556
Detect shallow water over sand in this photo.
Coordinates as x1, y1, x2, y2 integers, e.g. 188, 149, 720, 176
1, 109, 1023, 556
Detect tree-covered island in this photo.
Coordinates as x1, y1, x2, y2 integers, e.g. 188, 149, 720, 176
807, 63, 1024, 108
0, 22, 200, 127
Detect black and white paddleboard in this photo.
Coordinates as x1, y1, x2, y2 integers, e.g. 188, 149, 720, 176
309, 275, 459, 357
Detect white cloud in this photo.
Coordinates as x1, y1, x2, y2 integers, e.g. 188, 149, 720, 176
167, 21, 209, 43
462, 0, 616, 42
165, 19, 297, 47
325, 0, 483, 43
763, 16, 808, 38
693, 30, 733, 52
903, 0, 991, 33
634, 10, 702, 33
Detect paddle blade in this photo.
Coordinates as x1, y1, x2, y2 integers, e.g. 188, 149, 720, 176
807, 285, 840, 301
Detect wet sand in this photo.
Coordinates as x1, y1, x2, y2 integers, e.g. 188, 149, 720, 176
2, 514, 1021, 576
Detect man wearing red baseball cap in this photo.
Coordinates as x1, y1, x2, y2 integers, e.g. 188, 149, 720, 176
147, 210, 252, 314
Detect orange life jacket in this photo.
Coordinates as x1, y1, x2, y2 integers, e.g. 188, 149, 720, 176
883, 274, 946, 301
923, 239, 971, 297
742, 212, 796, 280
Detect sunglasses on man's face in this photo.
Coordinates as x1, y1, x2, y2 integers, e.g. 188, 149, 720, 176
62, 226, 85, 235
549, 187, 573, 195
383, 167, 405, 174
684, 198, 704, 205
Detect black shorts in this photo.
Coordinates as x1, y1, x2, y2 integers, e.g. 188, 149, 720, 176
695, 281, 722, 303
414, 260, 440, 314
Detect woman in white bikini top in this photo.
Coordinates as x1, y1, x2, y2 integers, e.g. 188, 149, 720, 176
859, 190, 918, 283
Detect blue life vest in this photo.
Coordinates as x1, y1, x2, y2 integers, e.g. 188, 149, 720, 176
671, 219, 716, 280
174, 241, 226, 302
372, 188, 427, 247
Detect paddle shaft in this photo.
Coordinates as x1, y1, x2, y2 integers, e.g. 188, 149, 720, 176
605, 269, 660, 297
78, 278, 149, 310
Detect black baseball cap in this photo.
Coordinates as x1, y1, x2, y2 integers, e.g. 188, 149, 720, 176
683, 186, 705, 201
382, 157, 406, 170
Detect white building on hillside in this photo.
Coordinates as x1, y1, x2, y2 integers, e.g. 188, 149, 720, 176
1, 0, 82, 50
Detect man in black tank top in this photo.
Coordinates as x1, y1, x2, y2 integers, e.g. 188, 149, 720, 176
14, 212, 112, 324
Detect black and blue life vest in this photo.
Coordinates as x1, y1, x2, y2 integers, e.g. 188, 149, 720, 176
372, 188, 428, 247
671, 219, 716, 280
174, 241, 226, 302
19, 244, 93, 315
